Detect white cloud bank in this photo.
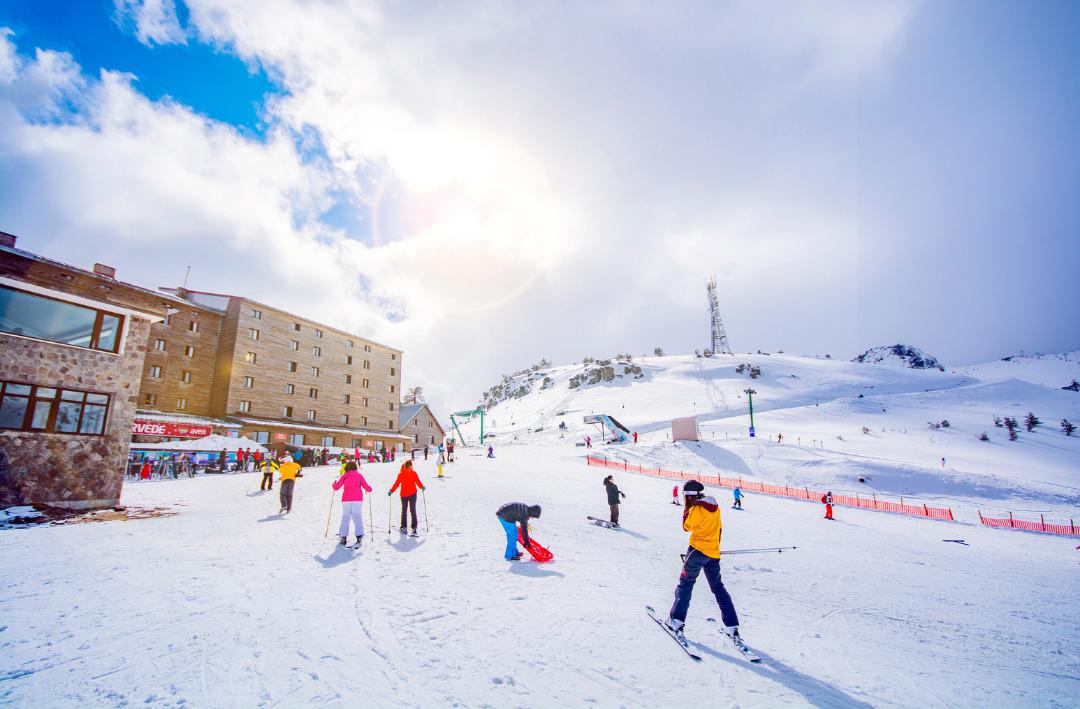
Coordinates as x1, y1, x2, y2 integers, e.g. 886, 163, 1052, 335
13, 1, 1064, 416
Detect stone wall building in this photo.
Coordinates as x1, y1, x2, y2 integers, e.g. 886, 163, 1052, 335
0, 233, 170, 508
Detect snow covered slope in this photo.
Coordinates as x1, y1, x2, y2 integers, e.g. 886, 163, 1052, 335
460, 352, 1080, 519
1, 452, 1077, 708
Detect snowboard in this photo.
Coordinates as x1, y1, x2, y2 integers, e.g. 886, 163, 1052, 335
517, 529, 554, 562
586, 516, 618, 528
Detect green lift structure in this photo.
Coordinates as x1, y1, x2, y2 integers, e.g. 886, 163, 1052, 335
450, 409, 485, 446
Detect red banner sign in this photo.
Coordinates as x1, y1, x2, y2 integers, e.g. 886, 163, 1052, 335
132, 420, 213, 438
274, 433, 287, 440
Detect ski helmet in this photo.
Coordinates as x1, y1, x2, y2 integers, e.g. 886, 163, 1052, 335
683, 480, 705, 496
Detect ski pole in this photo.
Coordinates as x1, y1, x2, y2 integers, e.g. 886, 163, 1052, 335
422, 489, 429, 533
388, 495, 392, 534
324, 488, 335, 538
368, 494, 373, 533
723, 547, 798, 555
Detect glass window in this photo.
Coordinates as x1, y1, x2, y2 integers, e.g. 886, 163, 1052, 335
154, 339, 166, 351
240, 400, 251, 413
189, 321, 199, 333
253, 431, 269, 443
345, 374, 352, 384
290, 433, 304, 445
251, 309, 262, 319
283, 406, 293, 417
307, 410, 316, 421
293, 323, 301, 331
309, 388, 318, 399
180, 370, 191, 383
79, 403, 107, 434
341, 415, 349, 424
149, 365, 161, 378
344, 394, 351, 404
285, 383, 294, 395
143, 393, 157, 405
176, 398, 187, 410
244, 352, 257, 364
290, 340, 299, 351
311, 367, 319, 377
185, 345, 195, 357
0, 393, 28, 429
288, 361, 297, 372
243, 376, 254, 388
322, 435, 333, 447
249, 328, 259, 341
315, 329, 323, 339
0, 286, 124, 352
348, 340, 354, 348
312, 346, 321, 357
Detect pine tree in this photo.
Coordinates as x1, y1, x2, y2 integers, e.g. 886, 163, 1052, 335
1062, 419, 1076, 436
1004, 417, 1019, 441
654, 347, 664, 357
978, 432, 990, 441
993, 415, 1003, 428
1024, 412, 1041, 432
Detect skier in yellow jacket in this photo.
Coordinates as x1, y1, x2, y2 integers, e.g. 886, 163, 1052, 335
665, 480, 743, 644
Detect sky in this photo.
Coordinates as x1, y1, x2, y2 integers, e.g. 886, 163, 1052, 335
0, 0, 1077, 416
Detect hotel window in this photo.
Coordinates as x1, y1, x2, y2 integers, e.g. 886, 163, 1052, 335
312, 346, 321, 357
243, 376, 254, 388
363, 397, 369, 407
284, 383, 294, 395
244, 351, 257, 364
0, 285, 124, 353
253, 431, 269, 443
311, 366, 320, 377
177, 397, 188, 410
389, 384, 395, 394
348, 340, 354, 348
388, 402, 395, 411
149, 365, 162, 378
429, 420, 433, 428
362, 379, 369, 388
293, 322, 301, 331
143, 393, 157, 405
283, 406, 293, 417
321, 435, 333, 447
289, 433, 304, 445
363, 360, 370, 369
249, 328, 259, 341
0, 382, 111, 435
154, 339, 166, 351
290, 340, 299, 351
364, 344, 372, 352
164, 314, 172, 326
185, 345, 195, 357
429, 435, 435, 445
346, 355, 353, 365
240, 400, 251, 413
315, 329, 323, 338
361, 416, 368, 426
251, 309, 262, 319
387, 419, 393, 429
344, 394, 351, 404
309, 387, 318, 399
341, 414, 349, 425
391, 353, 397, 360
390, 367, 396, 376
307, 410, 316, 421
180, 370, 191, 383
288, 361, 297, 372
414, 434, 419, 443
189, 321, 199, 333
345, 374, 352, 384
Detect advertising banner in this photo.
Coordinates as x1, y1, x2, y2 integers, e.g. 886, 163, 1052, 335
132, 420, 213, 438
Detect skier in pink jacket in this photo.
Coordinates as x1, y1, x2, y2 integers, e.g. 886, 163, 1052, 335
332, 461, 373, 546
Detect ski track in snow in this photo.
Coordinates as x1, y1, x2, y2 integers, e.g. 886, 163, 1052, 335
1, 447, 1078, 708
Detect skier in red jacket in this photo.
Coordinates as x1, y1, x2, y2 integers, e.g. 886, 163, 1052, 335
672, 485, 681, 506
822, 491, 834, 520
389, 460, 425, 534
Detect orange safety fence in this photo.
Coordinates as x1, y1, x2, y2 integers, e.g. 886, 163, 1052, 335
977, 511, 1080, 537
584, 455, 959, 522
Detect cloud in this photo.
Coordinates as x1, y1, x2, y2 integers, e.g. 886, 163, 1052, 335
115, 0, 187, 46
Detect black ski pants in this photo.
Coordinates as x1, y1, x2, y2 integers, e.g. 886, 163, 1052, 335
399, 494, 418, 530
279, 479, 295, 512
260, 472, 274, 491
609, 503, 620, 525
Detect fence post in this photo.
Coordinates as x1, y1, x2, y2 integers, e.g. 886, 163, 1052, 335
900, 496, 904, 506
872, 493, 877, 509
1009, 511, 1014, 528
923, 504, 928, 517
1072, 519, 1075, 535
1040, 514, 1045, 532
804, 486, 809, 499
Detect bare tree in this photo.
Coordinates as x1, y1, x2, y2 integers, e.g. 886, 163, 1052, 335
403, 386, 425, 405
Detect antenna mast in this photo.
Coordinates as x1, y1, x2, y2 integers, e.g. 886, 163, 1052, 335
706, 276, 732, 356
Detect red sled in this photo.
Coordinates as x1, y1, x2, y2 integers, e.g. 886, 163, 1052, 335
517, 529, 554, 562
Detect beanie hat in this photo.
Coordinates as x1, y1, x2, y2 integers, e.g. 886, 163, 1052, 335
527, 504, 542, 518
683, 480, 705, 495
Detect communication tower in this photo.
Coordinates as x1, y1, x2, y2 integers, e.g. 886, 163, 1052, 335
706, 276, 732, 356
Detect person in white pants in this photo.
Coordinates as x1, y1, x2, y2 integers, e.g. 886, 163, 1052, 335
332, 462, 372, 545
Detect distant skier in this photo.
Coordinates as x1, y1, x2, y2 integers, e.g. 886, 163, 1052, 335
333, 462, 372, 546
777, 433, 783, 444
586, 435, 592, 448
424, 444, 429, 460
603, 475, 626, 527
389, 460, 425, 534
259, 456, 279, 491
496, 501, 542, 561
139, 459, 152, 480
941, 457, 946, 468
487, 445, 495, 458
278, 455, 302, 513
448, 440, 455, 462
633, 431, 638, 444
821, 491, 834, 520
672, 485, 680, 506
665, 480, 743, 646
733, 486, 743, 510
218, 448, 227, 472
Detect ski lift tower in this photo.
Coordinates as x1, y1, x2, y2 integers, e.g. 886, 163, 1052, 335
706, 276, 732, 356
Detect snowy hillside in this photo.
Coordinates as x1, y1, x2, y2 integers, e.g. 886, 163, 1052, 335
2, 453, 1078, 708
460, 352, 1080, 520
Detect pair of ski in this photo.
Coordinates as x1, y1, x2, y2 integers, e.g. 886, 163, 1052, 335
645, 606, 761, 663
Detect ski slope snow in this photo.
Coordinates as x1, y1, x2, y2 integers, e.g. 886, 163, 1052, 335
1, 448, 1078, 708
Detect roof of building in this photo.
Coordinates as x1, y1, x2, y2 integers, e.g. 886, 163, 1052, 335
398, 403, 425, 429
162, 287, 403, 353
227, 415, 412, 441
134, 410, 243, 428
